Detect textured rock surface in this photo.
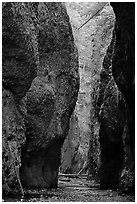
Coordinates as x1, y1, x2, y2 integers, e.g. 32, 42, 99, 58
96, 37, 114, 115
2, 2, 38, 101
61, 3, 114, 175
97, 2, 135, 194
87, 37, 115, 180
110, 3, 135, 194
96, 34, 125, 189
2, 2, 38, 195
2, 2, 79, 193
20, 2, 79, 188
61, 112, 85, 174
2, 89, 26, 195
99, 78, 126, 189
3, 2, 134, 197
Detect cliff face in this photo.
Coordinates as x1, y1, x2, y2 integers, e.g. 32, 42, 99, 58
21, 3, 79, 190
98, 3, 135, 194
2, 2, 38, 195
61, 2, 114, 175
111, 3, 135, 194
2, 2, 79, 194
2, 2, 38, 101
2, 89, 26, 195
20, 2, 79, 188
2, 2, 134, 197
61, 112, 81, 174
99, 78, 126, 189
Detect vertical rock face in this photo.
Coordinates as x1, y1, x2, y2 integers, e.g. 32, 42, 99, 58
2, 2, 38, 101
96, 36, 114, 116
61, 112, 83, 174
3, 2, 79, 194
61, 2, 114, 176
97, 36, 126, 189
20, 2, 79, 188
89, 36, 115, 180
111, 3, 135, 194
2, 89, 26, 195
2, 2, 38, 195
99, 78, 126, 189
98, 3, 135, 194
110, 3, 135, 107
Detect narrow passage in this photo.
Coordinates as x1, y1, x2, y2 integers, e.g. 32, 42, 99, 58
3, 176, 135, 202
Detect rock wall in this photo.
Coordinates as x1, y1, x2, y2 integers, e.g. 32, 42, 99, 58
2, 2, 38, 195
110, 3, 135, 194
87, 30, 114, 179
2, 2, 38, 101
2, 2, 79, 194
3, 2, 134, 196
99, 78, 126, 189
97, 2, 135, 194
61, 2, 114, 175
20, 2, 79, 188
60, 112, 82, 174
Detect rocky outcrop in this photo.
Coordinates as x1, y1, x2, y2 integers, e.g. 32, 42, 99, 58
2, 2, 38, 195
20, 2, 79, 188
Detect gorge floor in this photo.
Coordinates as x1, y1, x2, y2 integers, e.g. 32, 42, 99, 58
3, 177, 135, 202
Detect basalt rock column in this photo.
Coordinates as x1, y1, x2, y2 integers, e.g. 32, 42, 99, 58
20, 2, 79, 188
2, 3, 38, 195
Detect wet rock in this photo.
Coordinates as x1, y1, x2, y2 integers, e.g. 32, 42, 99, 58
20, 2, 79, 188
